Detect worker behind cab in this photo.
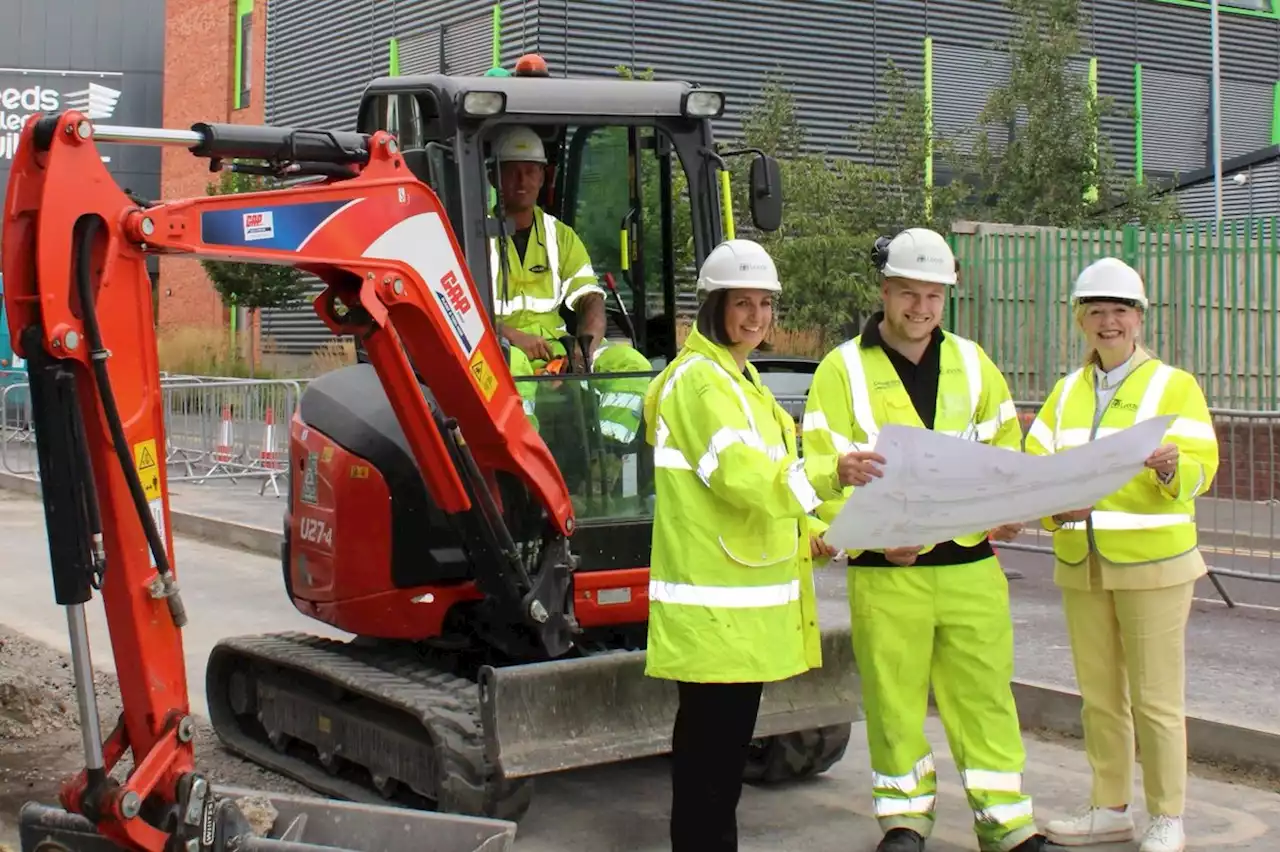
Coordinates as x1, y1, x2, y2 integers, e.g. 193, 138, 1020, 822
487, 124, 652, 445
1026, 259, 1218, 852
642, 239, 833, 852
802, 228, 1061, 852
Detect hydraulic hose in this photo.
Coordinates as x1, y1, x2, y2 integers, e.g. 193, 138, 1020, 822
74, 214, 187, 628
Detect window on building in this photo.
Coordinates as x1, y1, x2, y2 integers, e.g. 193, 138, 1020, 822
239, 12, 252, 108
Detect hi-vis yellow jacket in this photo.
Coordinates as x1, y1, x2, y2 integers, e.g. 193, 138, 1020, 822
1024, 351, 1218, 566
488, 206, 602, 341
802, 329, 1023, 557
642, 326, 826, 684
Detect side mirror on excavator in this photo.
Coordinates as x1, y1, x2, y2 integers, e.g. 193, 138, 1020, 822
749, 154, 783, 232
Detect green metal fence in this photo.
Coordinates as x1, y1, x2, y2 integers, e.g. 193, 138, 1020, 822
946, 217, 1280, 410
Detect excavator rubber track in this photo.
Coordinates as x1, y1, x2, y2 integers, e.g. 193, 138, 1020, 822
205, 632, 536, 823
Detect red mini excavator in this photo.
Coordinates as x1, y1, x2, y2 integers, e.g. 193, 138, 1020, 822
3, 61, 864, 850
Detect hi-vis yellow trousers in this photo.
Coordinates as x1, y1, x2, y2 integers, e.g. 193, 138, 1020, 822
849, 555, 1037, 852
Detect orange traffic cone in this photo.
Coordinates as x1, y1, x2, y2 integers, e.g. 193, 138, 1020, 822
213, 404, 234, 464
259, 408, 285, 471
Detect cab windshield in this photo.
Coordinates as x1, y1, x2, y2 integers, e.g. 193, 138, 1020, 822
363, 93, 713, 526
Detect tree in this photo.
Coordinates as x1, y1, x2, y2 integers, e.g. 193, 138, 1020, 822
728, 63, 967, 347
958, 0, 1180, 227
200, 168, 311, 375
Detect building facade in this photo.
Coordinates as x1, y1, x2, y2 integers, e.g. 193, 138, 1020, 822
0, 0, 166, 333
160, 0, 1280, 350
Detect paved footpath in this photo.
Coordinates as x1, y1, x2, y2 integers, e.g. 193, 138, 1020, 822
3, 491, 1280, 850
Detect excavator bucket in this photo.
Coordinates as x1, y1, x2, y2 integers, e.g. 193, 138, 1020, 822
479, 624, 862, 779
17, 785, 516, 852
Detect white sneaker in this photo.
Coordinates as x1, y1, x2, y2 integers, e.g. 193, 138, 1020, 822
1139, 815, 1185, 852
1044, 806, 1136, 845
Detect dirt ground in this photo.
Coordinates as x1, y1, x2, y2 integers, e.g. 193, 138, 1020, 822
0, 624, 312, 850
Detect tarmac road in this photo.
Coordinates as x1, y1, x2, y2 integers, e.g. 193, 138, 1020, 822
4, 489, 1280, 850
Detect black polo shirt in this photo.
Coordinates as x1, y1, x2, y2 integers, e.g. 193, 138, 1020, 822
849, 311, 995, 568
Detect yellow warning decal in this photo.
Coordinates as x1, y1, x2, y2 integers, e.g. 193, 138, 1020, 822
470, 350, 498, 401
132, 438, 162, 502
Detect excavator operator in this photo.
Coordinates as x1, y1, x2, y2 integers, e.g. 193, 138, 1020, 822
488, 124, 653, 450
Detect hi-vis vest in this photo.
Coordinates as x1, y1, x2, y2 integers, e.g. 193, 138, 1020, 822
801, 330, 1022, 548
642, 328, 823, 684
1025, 357, 1219, 566
488, 208, 602, 339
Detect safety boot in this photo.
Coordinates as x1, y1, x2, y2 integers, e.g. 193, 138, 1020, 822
875, 828, 924, 851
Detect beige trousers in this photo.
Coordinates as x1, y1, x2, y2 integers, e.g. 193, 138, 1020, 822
1061, 575, 1195, 816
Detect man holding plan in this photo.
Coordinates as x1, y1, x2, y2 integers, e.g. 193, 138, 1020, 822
801, 228, 1061, 852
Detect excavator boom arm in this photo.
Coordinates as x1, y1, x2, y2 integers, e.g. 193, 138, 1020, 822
1, 110, 574, 851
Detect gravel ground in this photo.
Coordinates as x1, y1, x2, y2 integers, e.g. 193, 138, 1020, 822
0, 625, 312, 850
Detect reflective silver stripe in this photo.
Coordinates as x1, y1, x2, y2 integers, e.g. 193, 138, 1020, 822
1135, 364, 1173, 422
653, 447, 692, 470
973, 398, 1018, 442
600, 420, 637, 443
952, 335, 983, 419
649, 578, 800, 608
1169, 416, 1216, 442
600, 391, 645, 411
975, 798, 1035, 825
489, 210, 563, 316
841, 335, 986, 446
873, 754, 936, 794
787, 458, 823, 513
802, 410, 859, 453
522, 398, 535, 416
1061, 510, 1192, 531
697, 427, 768, 485
961, 768, 1023, 793
838, 341, 880, 446
543, 210, 562, 302
873, 794, 937, 817
1027, 418, 1055, 451
1052, 368, 1084, 450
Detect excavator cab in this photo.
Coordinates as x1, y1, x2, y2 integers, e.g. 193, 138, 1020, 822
346, 62, 787, 590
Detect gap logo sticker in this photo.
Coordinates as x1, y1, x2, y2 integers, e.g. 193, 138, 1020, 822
200, 199, 352, 250
242, 211, 275, 241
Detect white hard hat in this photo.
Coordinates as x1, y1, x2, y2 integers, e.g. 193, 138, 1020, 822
1072, 257, 1149, 310
494, 125, 546, 164
876, 227, 957, 286
696, 239, 782, 293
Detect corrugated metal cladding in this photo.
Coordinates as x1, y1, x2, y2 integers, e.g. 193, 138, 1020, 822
260, 0, 524, 353
259, 0, 1280, 353
1142, 67, 1209, 175
1175, 159, 1280, 219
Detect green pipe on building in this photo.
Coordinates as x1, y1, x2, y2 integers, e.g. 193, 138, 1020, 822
492, 4, 502, 67
1272, 80, 1280, 145
1085, 56, 1098, 203
233, 0, 254, 110
923, 36, 934, 219
389, 37, 400, 76
1134, 63, 1144, 184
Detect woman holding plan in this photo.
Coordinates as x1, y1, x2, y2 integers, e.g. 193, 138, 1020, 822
1023, 257, 1219, 852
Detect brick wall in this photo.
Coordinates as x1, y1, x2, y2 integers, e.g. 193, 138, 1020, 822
158, 0, 267, 338
1209, 417, 1279, 503
1015, 409, 1277, 503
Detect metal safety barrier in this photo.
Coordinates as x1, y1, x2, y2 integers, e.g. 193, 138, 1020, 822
1, 375, 303, 497
1007, 401, 1279, 602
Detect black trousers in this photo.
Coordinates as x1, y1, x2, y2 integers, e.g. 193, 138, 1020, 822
670, 680, 765, 852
